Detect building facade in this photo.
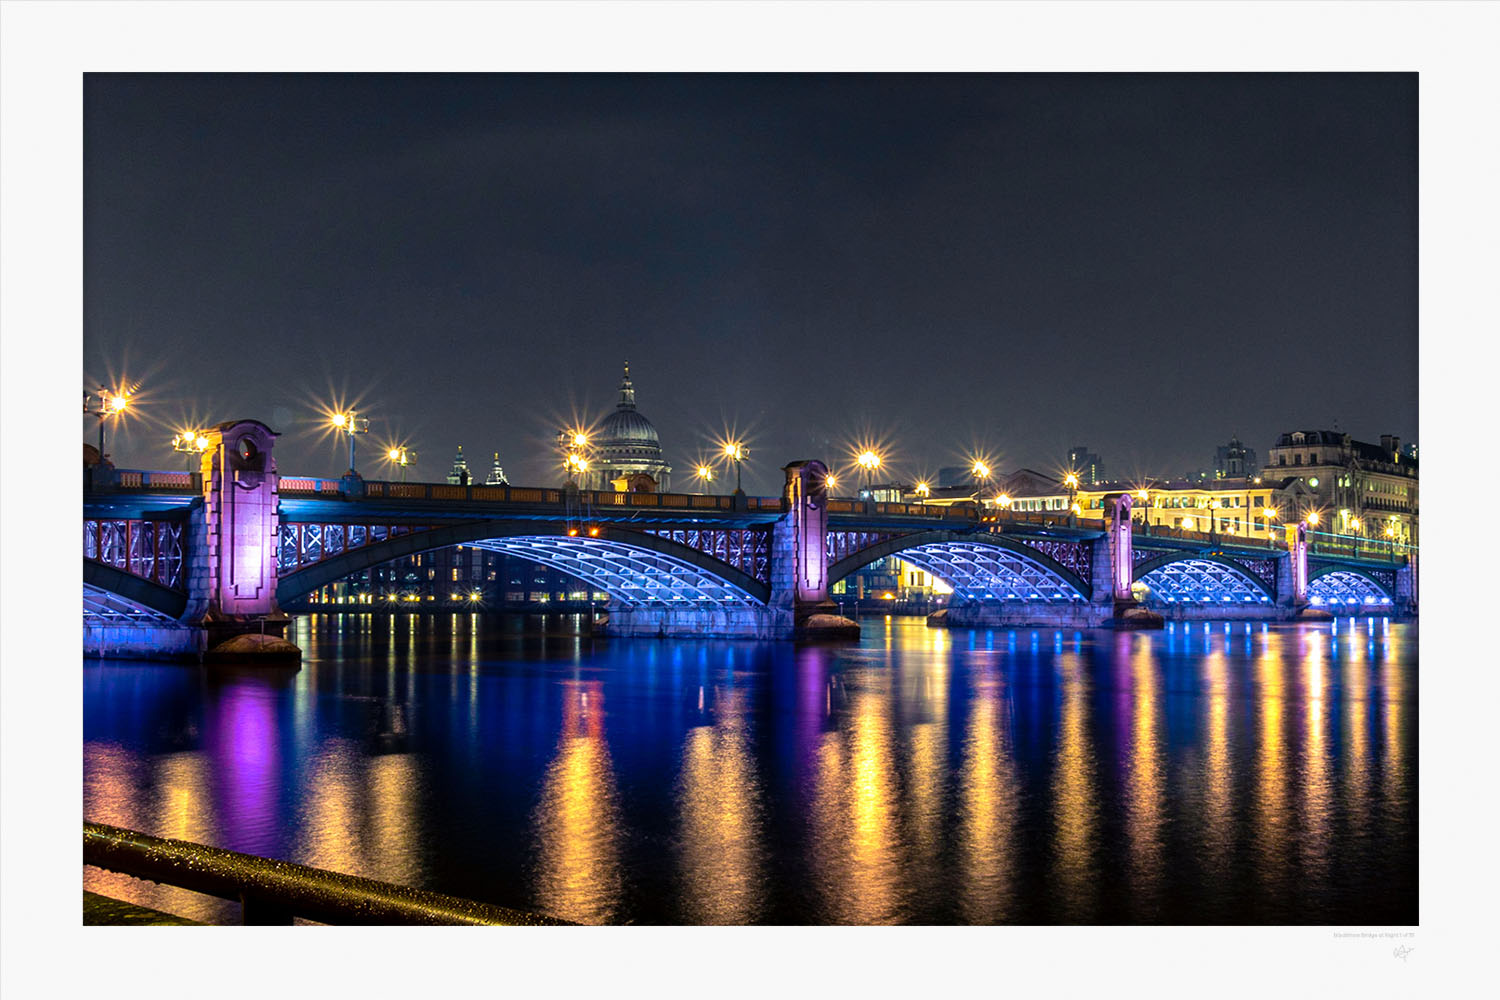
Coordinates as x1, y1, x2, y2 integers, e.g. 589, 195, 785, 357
1214, 435, 1259, 480
1264, 430, 1418, 544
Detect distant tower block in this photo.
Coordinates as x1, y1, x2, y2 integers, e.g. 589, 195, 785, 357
486, 451, 508, 486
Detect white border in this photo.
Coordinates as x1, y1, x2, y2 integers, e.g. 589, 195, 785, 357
4, 2, 1495, 996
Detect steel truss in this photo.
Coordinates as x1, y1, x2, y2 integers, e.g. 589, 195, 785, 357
1136, 558, 1271, 605
894, 542, 1088, 603
82, 583, 183, 625
1307, 570, 1394, 608
644, 528, 770, 585
466, 536, 763, 607
278, 523, 429, 573
83, 519, 185, 591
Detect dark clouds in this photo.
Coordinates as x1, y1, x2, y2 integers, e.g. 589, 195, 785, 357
84, 73, 1416, 491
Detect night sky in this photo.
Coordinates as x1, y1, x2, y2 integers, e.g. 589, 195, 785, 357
83, 73, 1417, 493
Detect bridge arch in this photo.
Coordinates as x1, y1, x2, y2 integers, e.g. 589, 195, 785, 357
1132, 553, 1273, 606
83, 561, 188, 620
1306, 567, 1395, 607
826, 530, 1091, 602
275, 519, 770, 607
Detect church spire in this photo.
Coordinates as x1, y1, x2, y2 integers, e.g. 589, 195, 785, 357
617, 360, 636, 410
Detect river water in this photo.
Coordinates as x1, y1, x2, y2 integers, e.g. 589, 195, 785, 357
83, 613, 1416, 925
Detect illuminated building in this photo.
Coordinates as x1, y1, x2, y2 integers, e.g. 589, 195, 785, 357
1265, 430, 1418, 544
445, 446, 471, 485
581, 362, 673, 492
485, 452, 509, 486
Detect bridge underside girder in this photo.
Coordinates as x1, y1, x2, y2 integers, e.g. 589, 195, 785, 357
894, 542, 1088, 603
1307, 569, 1394, 608
1135, 558, 1272, 607
83, 583, 184, 625
466, 536, 765, 608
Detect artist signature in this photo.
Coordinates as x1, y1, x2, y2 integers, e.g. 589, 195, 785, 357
1393, 945, 1415, 963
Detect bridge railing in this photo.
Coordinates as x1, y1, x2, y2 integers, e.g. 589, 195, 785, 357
84, 822, 568, 926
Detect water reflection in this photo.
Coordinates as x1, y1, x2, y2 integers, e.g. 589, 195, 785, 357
1050, 651, 1099, 921
1251, 630, 1292, 907
957, 663, 1018, 922
83, 618, 1417, 925
809, 670, 903, 924
533, 680, 623, 925
677, 687, 765, 924
1121, 632, 1165, 919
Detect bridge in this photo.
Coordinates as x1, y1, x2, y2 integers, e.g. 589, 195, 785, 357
83, 420, 1417, 659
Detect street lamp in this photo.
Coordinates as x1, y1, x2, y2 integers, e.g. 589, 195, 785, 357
826, 472, 839, 496
1064, 472, 1079, 527
1262, 506, 1279, 545
971, 460, 991, 517
564, 452, 590, 486
695, 464, 714, 493
1136, 488, 1150, 536
914, 481, 931, 500
330, 410, 370, 475
84, 384, 132, 460
724, 442, 746, 494
857, 449, 882, 500
171, 430, 210, 472
387, 447, 417, 482
1207, 497, 1219, 541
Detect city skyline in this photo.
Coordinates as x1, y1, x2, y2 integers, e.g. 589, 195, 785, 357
84, 73, 1416, 492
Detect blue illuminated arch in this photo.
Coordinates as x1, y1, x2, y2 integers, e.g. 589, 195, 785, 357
828, 531, 1089, 603
1306, 569, 1394, 608
275, 520, 768, 607
1134, 557, 1272, 606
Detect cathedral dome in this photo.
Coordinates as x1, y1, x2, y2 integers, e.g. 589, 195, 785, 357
599, 407, 659, 445
597, 362, 661, 449
585, 362, 672, 492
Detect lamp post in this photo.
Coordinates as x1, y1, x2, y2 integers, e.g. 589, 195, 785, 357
84, 384, 131, 460
171, 430, 210, 473
564, 452, 589, 488
695, 464, 714, 494
330, 410, 370, 475
857, 450, 882, 502
1064, 472, 1079, 527
387, 447, 417, 482
971, 460, 991, 519
724, 442, 746, 495
914, 481, 931, 503
1136, 488, 1150, 536
1207, 497, 1219, 542
1262, 506, 1279, 548
826, 472, 839, 497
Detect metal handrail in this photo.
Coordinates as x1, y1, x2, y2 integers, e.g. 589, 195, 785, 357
84, 822, 570, 926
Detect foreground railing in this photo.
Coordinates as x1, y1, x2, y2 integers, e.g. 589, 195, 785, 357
84, 822, 569, 926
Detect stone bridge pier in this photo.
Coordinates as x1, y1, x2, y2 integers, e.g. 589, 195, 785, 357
91, 421, 300, 662
600, 459, 858, 639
